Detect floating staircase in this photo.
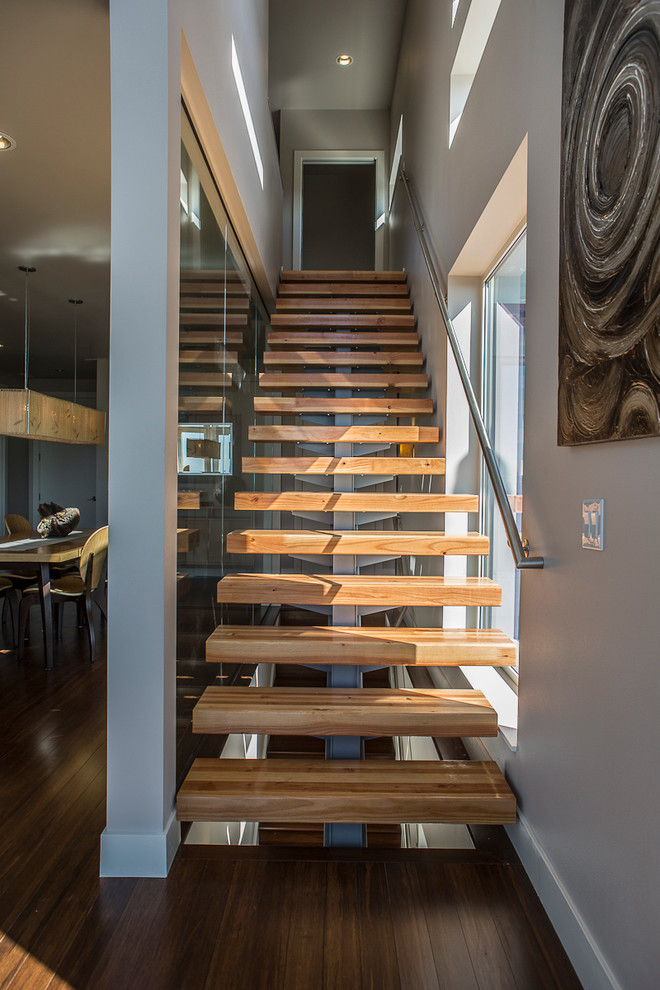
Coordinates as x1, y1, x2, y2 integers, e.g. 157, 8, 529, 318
177, 270, 517, 845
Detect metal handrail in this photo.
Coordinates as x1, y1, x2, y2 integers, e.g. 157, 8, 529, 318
396, 162, 544, 569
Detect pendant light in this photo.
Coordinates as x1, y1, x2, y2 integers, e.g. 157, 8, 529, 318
68, 298, 83, 404
0, 268, 105, 445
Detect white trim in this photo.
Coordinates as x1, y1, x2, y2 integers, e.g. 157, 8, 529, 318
292, 149, 386, 270
508, 812, 623, 990
461, 733, 621, 990
100, 810, 180, 877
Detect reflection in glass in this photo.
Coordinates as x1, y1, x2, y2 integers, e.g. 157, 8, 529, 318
178, 424, 232, 475
176, 105, 273, 783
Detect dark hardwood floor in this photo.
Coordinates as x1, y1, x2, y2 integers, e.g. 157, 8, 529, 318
0, 612, 583, 989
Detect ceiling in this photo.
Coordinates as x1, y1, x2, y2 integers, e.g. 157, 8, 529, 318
0, 0, 110, 385
269, 0, 407, 110
0, 0, 407, 384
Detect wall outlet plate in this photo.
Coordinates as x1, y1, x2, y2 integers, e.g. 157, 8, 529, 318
582, 498, 604, 550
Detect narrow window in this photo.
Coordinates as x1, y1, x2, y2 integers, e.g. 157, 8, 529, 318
481, 228, 526, 649
449, 0, 502, 146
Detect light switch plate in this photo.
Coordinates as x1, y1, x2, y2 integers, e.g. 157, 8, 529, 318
582, 498, 604, 550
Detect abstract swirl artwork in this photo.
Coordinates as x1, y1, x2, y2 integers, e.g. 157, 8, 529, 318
559, 0, 660, 444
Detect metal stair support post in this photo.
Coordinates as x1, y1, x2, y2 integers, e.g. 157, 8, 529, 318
324, 391, 365, 847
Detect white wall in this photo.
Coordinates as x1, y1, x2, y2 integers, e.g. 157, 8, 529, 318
390, 1, 660, 988
103, 0, 281, 877
279, 109, 389, 267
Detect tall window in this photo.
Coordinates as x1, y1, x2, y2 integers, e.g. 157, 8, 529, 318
481, 229, 526, 645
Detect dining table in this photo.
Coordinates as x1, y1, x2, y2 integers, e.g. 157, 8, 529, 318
0, 529, 95, 669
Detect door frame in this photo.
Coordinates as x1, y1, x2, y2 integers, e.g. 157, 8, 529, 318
292, 150, 387, 271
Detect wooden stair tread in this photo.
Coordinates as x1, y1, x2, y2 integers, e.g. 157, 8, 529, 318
179, 350, 238, 365
179, 396, 230, 413
206, 625, 516, 666
271, 314, 416, 329
177, 528, 200, 552
278, 283, 409, 297
180, 296, 250, 311
258, 372, 428, 390
263, 351, 423, 367
179, 371, 232, 387
247, 425, 439, 443
193, 686, 498, 737
267, 332, 419, 348
254, 397, 433, 414
242, 456, 445, 475
179, 314, 248, 327
181, 269, 248, 281
280, 270, 407, 283
176, 758, 516, 824
235, 492, 476, 512
275, 298, 412, 313
180, 330, 244, 345
226, 529, 488, 556
180, 282, 249, 296
178, 491, 202, 510
216, 574, 502, 607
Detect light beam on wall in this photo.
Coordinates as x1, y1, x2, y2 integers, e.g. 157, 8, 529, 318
231, 36, 265, 189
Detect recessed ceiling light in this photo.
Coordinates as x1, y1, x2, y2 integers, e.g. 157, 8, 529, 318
0, 132, 16, 151
336, 54, 353, 66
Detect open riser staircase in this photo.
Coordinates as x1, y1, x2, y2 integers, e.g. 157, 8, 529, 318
176, 270, 517, 846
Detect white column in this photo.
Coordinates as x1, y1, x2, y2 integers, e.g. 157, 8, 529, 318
101, 0, 181, 877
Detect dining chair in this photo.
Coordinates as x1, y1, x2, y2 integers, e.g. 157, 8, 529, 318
0, 576, 19, 649
18, 525, 108, 663
5, 513, 32, 536
1, 514, 38, 628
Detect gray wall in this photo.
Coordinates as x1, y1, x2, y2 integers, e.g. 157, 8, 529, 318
390, 1, 659, 988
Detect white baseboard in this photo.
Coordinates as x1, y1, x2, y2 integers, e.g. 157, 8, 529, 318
507, 811, 622, 990
100, 809, 180, 877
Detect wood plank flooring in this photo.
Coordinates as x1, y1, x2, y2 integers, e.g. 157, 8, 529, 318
0, 618, 582, 990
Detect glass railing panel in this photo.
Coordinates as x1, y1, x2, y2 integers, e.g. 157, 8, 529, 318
176, 107, 274, 779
